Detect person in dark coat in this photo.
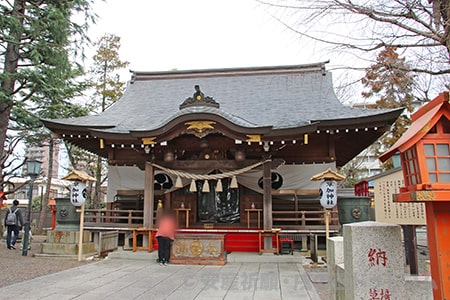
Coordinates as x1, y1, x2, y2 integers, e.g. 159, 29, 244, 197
155, 210, 176, 266
4, 199, 24, 249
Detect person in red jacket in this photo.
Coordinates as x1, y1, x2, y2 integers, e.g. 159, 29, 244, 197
155, 210, 176, 266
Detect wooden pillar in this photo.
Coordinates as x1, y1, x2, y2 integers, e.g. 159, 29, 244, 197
144, 162, 154, 229
263, 159, 272, 249
426, 201, 450, 299
403, 225, 418, 275
328, 133, 336, 162
164, 192, 171, 209
294, 193, 299, 225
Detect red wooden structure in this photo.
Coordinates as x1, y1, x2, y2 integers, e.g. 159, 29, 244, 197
354, 180, 369, 197
0, 192, 7, 208
380, 92, 450, 299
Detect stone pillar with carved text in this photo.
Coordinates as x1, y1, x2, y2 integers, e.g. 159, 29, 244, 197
344, 221, 406, 300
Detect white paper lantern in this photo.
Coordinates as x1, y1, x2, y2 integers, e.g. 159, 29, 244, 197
319, 180, 337, 209
70, 181, 86, 207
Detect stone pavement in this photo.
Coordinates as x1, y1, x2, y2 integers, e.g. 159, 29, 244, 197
0, 251, 323, 300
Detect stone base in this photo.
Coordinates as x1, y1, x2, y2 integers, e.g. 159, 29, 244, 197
405, 275, 432, 300
40, 242, 96, 255
46, 230, 91, 243
40, 230, 96, 256
54, 225, 80, 232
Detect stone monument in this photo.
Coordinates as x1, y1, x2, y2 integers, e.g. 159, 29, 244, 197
328, 221, 432, 300
344, 222, 406, 299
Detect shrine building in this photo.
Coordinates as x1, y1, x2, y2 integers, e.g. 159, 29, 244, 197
43, 62, 402, 252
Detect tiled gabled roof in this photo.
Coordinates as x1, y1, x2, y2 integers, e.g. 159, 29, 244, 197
44, 62, 400, 134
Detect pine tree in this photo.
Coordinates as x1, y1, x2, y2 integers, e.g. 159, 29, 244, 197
0, 0, 94, 185
0, 0, 94, 231
89, 34, 129, 208
91, 34, 129, 112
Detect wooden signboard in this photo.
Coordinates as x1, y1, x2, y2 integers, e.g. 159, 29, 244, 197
171, 234, 226, 265
373, 169, 426, 225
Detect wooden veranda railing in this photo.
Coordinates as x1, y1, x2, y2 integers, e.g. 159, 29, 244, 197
84, 209, 145, 225
272, 210, 340, 231
82, 209, 339, 231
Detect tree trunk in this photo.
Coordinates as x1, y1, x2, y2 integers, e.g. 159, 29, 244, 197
93, 156, 102, 209
0, 0, 25, 170
37, 138, 54, 234
86, 180, 93, 208
91, 63, 107, 209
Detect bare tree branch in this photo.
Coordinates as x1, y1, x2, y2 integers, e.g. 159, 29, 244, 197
258, 0, 450, 91
0, 134, 27, 192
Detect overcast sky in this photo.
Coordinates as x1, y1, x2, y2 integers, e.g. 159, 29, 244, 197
86, 0, 326, 79
58, 0, 338, 177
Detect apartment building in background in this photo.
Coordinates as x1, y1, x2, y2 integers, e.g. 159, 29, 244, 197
24, 143, 61, 178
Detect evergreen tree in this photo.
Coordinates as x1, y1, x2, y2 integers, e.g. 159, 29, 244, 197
0, 0, 95, 185
91, 34, 129, 112
0, 0, 95, 231
89, 34, 129, 208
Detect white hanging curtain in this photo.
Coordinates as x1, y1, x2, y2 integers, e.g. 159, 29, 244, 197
106, 162, 336, 202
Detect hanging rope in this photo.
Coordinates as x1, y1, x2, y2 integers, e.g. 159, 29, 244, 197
151, 160, 270, 180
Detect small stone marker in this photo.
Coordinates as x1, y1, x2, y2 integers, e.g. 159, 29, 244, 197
327, 236, 344, 300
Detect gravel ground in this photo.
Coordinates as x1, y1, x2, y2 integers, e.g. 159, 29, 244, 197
0, 235, 97, 288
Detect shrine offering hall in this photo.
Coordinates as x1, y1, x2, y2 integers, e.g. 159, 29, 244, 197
43, 63, 401, 253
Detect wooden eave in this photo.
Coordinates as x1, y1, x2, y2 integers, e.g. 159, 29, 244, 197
313, 108, 404, 129
125, 107, 399, 142
260, 124, 319, 139
44, 109, 400, 168
41, 121, 115, 136
42, 118, 115, 130
129, 118, 321, 143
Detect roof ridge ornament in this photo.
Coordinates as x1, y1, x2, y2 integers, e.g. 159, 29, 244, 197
179, 85, 220, 110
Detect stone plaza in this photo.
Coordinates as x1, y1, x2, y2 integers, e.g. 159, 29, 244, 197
0, 251, 323, 300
